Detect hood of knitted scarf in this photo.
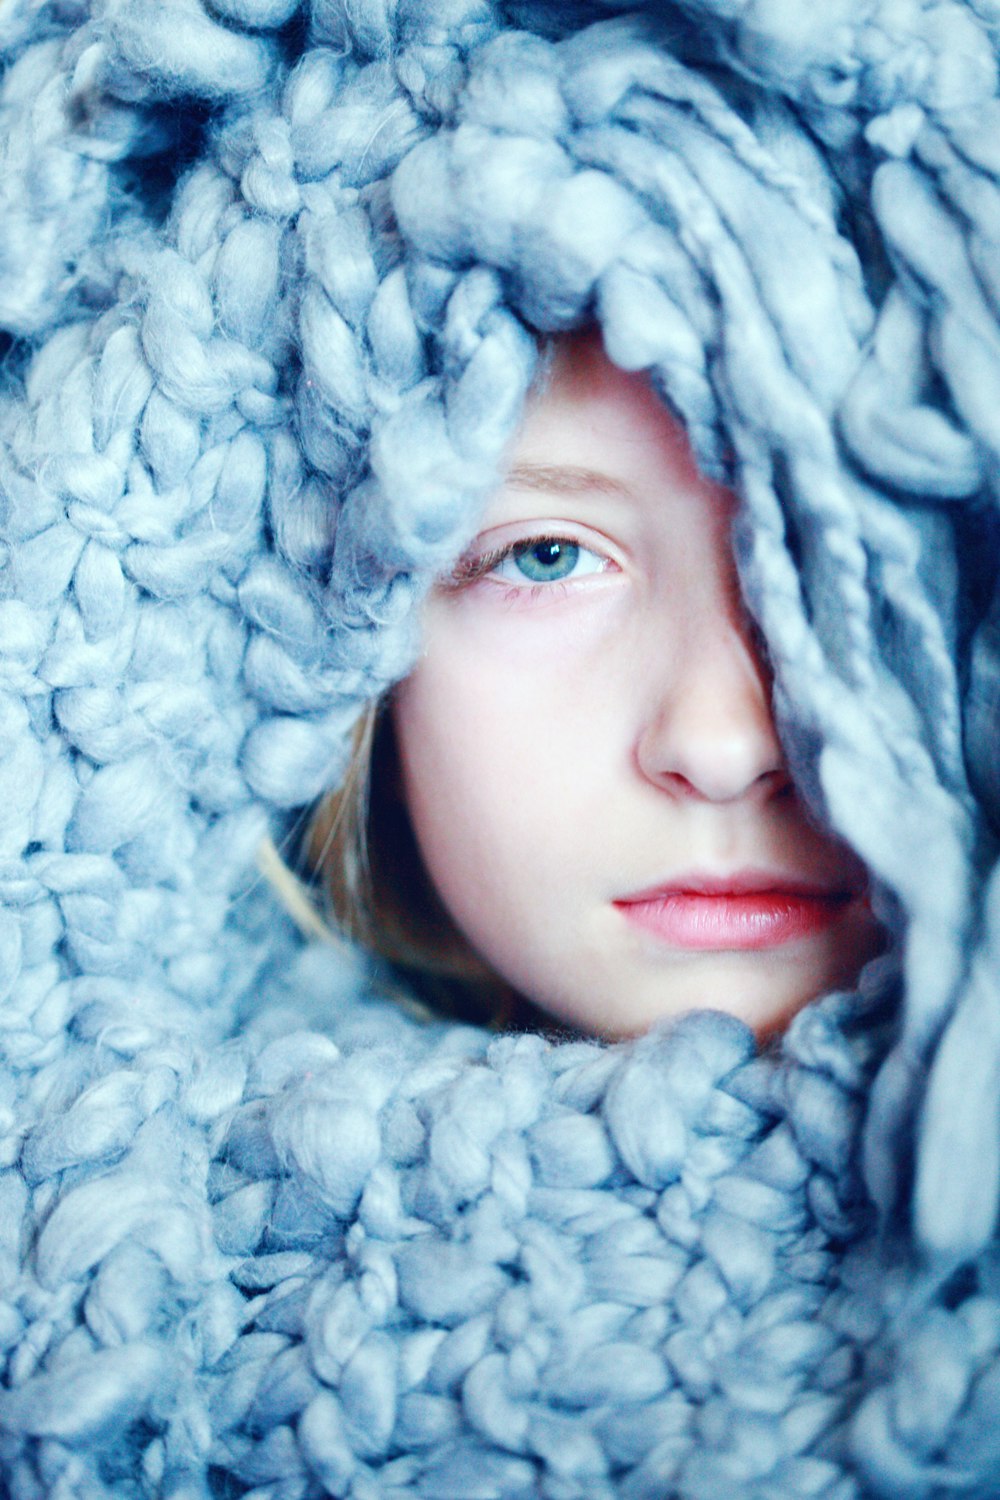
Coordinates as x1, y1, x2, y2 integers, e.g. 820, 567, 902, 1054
0, 1, 998, 1495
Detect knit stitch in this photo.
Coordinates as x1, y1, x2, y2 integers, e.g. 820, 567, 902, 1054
0, 1, 998, 1495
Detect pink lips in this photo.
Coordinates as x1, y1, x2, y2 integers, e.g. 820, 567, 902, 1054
613, 871, 855, 952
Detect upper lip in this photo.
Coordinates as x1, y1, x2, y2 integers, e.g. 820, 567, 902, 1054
614, 868, 857, 902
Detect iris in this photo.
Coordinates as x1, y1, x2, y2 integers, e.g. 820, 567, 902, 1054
513, 538, 580, 581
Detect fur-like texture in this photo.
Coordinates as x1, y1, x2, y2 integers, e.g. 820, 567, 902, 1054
0, 1, 998, 1494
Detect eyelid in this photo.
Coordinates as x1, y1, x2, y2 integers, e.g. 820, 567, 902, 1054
446, 523, 623, 589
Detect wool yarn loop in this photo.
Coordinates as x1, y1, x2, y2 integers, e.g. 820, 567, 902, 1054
0, 1, 999, 1496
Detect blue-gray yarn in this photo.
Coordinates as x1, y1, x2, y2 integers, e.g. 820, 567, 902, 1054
0, 1, 998, 1496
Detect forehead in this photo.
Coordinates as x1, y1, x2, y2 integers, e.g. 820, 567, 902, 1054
490, 329, 730, 525
515, 330, 710, 489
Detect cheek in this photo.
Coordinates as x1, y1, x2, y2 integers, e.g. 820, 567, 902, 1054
394, 669, 509, 875
391, 616, 616, 928
393, 657, 554, 907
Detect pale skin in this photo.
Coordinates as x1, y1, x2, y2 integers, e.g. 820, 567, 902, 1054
392, 330, 885, 1041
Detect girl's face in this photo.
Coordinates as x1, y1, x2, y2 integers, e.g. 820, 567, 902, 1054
392, 332, 884, 1040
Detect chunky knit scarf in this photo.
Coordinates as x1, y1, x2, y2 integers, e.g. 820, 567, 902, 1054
0, 1, 998, 1495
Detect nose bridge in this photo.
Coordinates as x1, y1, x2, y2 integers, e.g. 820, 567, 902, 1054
636, 589, 784, 803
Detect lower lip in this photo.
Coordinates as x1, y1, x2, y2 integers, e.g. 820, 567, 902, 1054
613, 891, 851, 951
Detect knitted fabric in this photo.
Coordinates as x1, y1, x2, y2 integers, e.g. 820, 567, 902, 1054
0, 1, 998, 1495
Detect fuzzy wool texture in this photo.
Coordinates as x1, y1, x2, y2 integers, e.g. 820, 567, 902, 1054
0, 1, 998, 1496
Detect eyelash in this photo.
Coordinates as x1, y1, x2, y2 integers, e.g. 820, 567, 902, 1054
447, 535, 610, 591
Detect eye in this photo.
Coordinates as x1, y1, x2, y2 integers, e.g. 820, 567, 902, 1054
491, 537, 607, 585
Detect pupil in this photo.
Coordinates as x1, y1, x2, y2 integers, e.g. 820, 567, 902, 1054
535, 541, 562, 566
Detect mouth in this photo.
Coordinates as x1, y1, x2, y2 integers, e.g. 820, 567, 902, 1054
612, 869, 860, 952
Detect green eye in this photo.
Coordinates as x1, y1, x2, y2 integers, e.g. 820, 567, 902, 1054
511, 539, 580, 582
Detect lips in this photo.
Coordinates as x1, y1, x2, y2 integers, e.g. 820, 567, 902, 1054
613, 870, 858, 952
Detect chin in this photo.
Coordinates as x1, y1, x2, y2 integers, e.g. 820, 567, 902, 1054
554, 924, 887, 1043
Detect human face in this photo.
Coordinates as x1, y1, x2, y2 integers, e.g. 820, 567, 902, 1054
392, 332, 884, 1040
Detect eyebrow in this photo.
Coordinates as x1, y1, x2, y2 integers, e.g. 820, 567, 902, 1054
504, 462, 633, 500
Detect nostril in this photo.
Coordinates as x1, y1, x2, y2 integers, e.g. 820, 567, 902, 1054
656, 771, 701, 800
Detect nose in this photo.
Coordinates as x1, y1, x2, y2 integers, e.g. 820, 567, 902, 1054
635, 614, 789, 804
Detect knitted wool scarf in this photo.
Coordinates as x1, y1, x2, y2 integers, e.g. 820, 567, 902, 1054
0, 1, 998, 1496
